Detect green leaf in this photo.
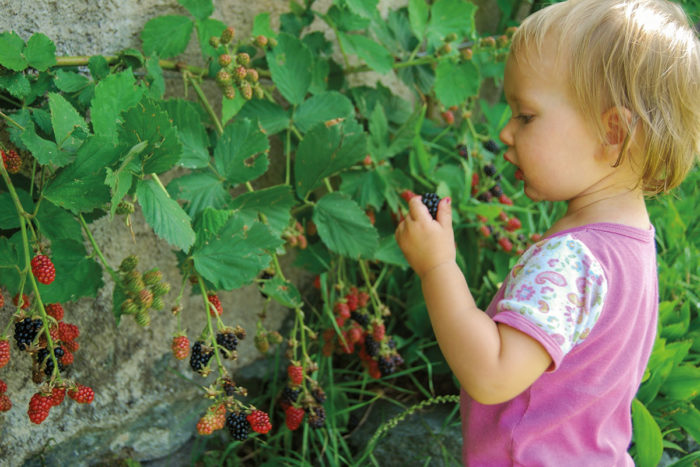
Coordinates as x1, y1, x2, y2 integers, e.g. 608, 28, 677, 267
90, 70, 145, 140
88, 55, 110, 81
313, 192, 379, 259
0, 189, 34, 229
237, 100, 290, 135
0, 72, 31, 99
20, 119, 72, 167
49, 92, 88, 152
661, 364, 700, 400
178, 0, 213, 20
294, 118, 367, 198
670, 405, 700, 448
434, 60, 480, 108
253, 13, 277, 39
408, 0, 429, 41
44, 136, 120, 214
427, 0, 477, 39
167, 171, 228, 217
118, 98, 183, 173
161, 98, 210, 168
193, 216, 284, 290
229, 185, 295, 237
294, 91, 355, 133
141, 15, 194, 59
261, 276, 303, 308
0, 31, 27, 71
221, 91, 247, 125
266, 33, 313, 105
25, 33, 56, 71
214, 118, 269, 185
631, 399, 663, 467
0, 234, 22, 293
340, 170, 387, 210
196, 18, 226, 58
34, 201, 82, 242
193, 207, 233, 249
338, 32, 394, 74
374, 235, 409, 268
106, 142, 146, 216
144, 56, 165, 98
136, 179, 196, 252
345, 0, 380, 19
54, 70, 91, 93
36, 239, 103, 303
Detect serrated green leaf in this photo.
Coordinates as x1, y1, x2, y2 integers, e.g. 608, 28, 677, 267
237, 100, 290, 135
91, 70, 145, 140
36, 238, 103, 303
266, 33, 313, 105
136, 179, 196, 252
144, 56, 165, 98
161, 98, 209, 168
0, 234, 22, 293
25, 33, 56, 71
106, 141, 147, 216
345, 0, 380, 19
294, 91, 354, 133
214, 118, 269, 185
408, 0, 429, 41
141, 15, 194, 58
0, 189, 34, 229
313, 192, 378, 259
374, 235, 409, 268
427, 0, 477, 39
434, 60, 480, 108
229, 185, 295, 237
670, 405, 700, 446
0, 31, 27, 71
338, 32, 393, 74
340, 170, 387, 210
196, 18, 226, 58
178, 0, 213, 20
20, 119, 72, 167
54, 70, 91, 93
88, 55, 110, 81
253, 12, 277, 39
631, 398, 663, 467
35, 200, 82, 242
221, 91, 247, 125
119, 98, 183, 173
0, 72, 31, 99
661, 364, 700, 400
294, 118, 367, 198
193, 207, 233, 250
193, 216, 283, 290
49, 92, 88, 151
262, 276, 302, 308
167, 171, 228, 217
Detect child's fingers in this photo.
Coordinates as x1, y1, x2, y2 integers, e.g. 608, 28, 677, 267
407, 196, 431, 221
436, 197, 452, 229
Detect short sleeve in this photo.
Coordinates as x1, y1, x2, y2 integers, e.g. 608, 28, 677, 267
493, 235, 608, 370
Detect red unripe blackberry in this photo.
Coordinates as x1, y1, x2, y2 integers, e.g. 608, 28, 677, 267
498, 194, 513, 206
58, 322, 80, 341
255, 35, 268, 48
334, 302, 350, 319
505, 217, 522, 231
372, 323, 386, 342
2, 149, 22, 173
0, 339, 9, 368
45, 303, 64, 321
28, 392, 53, 424
218, 54, 232, 67
31, 254, 56, 285
50, 387, 66, 407
400, 189, 417, 202
220, 26, 235, 44
345, 290, 359, 311
498, 237, 514, 252
171, 335, 190, 360
0, 290, 4, 308
60, 348, 74, 365
441, 110, 455, 125
479, 224, 492, 238
247, 409, 272, 434
0, 379, 6, 393
284, 406, 305, 431
13, 293, 30, 309
197, 413, 218, 435
68, 384, 94, 404
207, 294, 223, 316
287, 364, 304, 386
0, 394, 11, 412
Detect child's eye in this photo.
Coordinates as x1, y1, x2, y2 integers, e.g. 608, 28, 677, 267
515, 114, 534, 124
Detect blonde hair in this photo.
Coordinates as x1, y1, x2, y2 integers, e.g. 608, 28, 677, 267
511, 0, 700, 194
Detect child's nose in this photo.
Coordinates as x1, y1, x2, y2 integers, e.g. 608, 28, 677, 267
499, 120, 514, 147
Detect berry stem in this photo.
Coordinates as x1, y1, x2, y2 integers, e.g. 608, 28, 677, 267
0, 110, 26, 131
188, 75, 225, 136
358, 260, 382, 314
78, 214, 120, 283
197, 278, 226, 375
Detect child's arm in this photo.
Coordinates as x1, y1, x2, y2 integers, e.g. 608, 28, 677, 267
395, 196, 551, 404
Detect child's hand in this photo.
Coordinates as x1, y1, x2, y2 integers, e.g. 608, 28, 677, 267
395, 195, 455, 278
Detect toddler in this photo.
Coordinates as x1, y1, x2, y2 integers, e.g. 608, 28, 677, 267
395, 0, 700, 465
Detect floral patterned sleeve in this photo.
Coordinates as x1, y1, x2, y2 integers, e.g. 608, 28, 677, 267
494, 234, 608, 363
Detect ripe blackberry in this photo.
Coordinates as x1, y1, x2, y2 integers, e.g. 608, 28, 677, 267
216, 330, 238, 352
387, 336, 397, 350
378, 355, 396, 376
457, 144, 469, 159
14, 318, 43, 351
421, 193, 440, 219
308, 405, 326, 429
483, 164, 496, 177
483, 139, 500, 154
37, 347, 65, 376
364, 336, 380, 358
226, 411, 251, 441
282, 386, 300, 404
489, 184, 503, 197
222, 377, 237, 396
312, 387, 327, 404
189, 341, 213, 373
350, 311, 369, 327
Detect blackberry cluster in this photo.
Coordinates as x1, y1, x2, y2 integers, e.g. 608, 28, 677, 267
378, 354, 404, 377
350, 310, 369, 327
226, 411, 250, 441
421, 193, 440, 219
189, 341, 213, 373
14, 318, 43, 351
37, 347, 65, 376
216, 331, 238, 352
282, 386, 300, 404
364, 336, 380, 358
308, 406, 327, 429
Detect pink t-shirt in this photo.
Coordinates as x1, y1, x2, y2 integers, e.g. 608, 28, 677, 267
461, 223, 658, 466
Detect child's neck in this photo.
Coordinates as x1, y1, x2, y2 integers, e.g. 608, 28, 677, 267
547, 188, 650, 237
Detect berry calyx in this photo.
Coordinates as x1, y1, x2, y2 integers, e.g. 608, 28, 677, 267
31, 254, 56, 285
247, 409, 272, 434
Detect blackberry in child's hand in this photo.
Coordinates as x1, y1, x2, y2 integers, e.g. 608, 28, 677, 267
421, 193, 441, 219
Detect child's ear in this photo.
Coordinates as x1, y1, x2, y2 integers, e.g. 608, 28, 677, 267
602, 107, 633, 146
